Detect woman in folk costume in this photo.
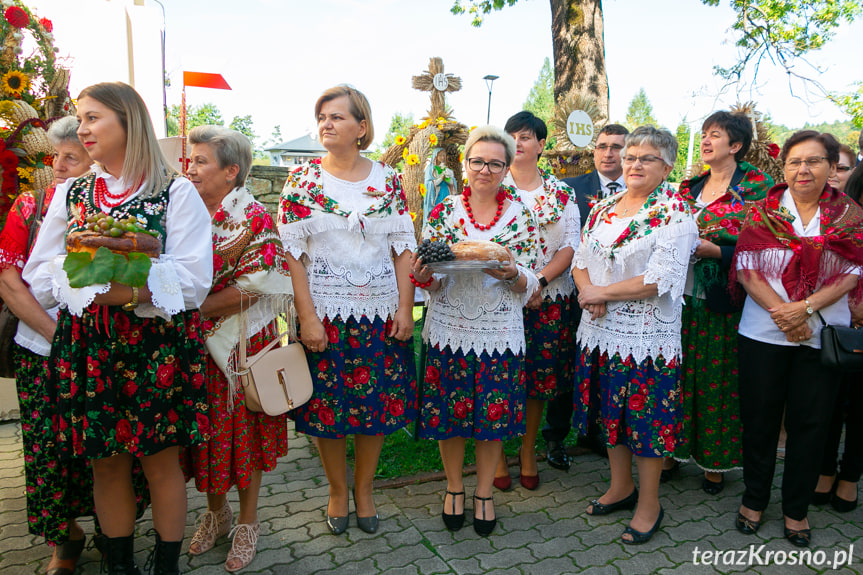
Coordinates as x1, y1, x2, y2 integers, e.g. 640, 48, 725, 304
494, 111, 580, 491
573, 126, 697, 545
183, 126, 292, 572
23, 82, 212, 575
278, 85, 417, 536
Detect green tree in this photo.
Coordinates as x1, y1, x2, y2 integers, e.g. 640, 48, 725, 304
522, 57, 556, 150
669, 120, 701, 183
266, 125, 284, 148
369, 112, 414, 162
166, 103, 224, 136
451, 1, 860, 123
625, 88, 658, 130
229, 115, 256, 142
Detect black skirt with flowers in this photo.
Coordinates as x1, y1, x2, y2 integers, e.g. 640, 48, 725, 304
47, 305, 210, 460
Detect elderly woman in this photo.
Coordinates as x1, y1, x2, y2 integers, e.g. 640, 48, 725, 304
733, 130, 863, 547
278, 85, 416, 536
573, 126, 697, 545
0, 117, 100, 575
826, 143, 855, 194
23, 82, 213, 574
493, 111, 579, 490
670, 111, 773, 493
183, 126, 291, 571
411, 125, 539, 536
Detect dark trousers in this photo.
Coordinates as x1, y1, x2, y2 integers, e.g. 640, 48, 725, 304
738, 335, 841, 520
542, 389, 573, 443
820, 374, 863, 482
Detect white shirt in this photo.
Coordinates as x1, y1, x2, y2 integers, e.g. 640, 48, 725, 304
598, 172, 626, 198
737, 191, 859, 348
23, 166, 213, 319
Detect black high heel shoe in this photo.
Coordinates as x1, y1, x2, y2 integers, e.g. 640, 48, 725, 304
353, 489, 379, 534
473, 494, 497, 536
442, 490, 465, 531
622, 507, 664, 545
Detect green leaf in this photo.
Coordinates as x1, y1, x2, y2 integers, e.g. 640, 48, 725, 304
64, 247, 116, 288
113, 252, 152, 287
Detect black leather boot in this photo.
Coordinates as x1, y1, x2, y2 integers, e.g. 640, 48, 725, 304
104, 535, 141, 575
145, 532, 182, 575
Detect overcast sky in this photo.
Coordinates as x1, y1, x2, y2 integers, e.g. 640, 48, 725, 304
27, 0, 862, 147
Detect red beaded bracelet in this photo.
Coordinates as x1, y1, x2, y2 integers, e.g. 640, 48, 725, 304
409, 273, 433, 289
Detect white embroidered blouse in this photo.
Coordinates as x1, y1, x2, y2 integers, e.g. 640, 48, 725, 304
574, 185, 698, 364
278, 161, 416, 322
421, 194, 540, 355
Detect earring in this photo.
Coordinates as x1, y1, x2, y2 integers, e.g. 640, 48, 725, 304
357, 138, 361, 147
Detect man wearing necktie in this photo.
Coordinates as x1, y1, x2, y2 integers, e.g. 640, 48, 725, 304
543, 123, 629, 470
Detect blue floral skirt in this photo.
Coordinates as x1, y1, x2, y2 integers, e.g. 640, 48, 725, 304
523, 295, 575, 400
292, 315, 417, 438
574, 345, 683, 458
419, 344, 526, 441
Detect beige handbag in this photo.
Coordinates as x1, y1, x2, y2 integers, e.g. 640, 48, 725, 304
236, 307, 312, 416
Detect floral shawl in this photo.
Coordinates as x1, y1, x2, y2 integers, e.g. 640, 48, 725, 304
732, 183, 863, 304
678, 162, 772, 303
506, 169, 575, 259
202, 186, 292, 399
581, 181, 693, 262
423, 186, 538, 269
0, 186, 54, 271
278, 158, 412, 237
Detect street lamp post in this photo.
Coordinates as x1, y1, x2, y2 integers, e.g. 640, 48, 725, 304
483, 74, 499, 124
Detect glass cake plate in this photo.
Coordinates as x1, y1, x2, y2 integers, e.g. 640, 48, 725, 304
426, 260, 505, 273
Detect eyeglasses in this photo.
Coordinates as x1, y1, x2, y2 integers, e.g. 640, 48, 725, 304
466, 158, 506, 174
837, 165, 853, 173
622, 154, 664, 166
785, 157, 827, 170
596, 144, 624, 152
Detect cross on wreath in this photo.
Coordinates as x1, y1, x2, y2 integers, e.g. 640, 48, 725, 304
412, 57, 462, 119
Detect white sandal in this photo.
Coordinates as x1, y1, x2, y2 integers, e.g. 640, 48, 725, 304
225, 522, 260, 572
188, 500, 232, 556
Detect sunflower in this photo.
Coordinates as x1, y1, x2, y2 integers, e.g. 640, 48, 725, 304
395, 135, 406, 146
406, 154, 420, 166
429, 134, 438, 146
1, 70, 30, 97
419, 183, 426, 197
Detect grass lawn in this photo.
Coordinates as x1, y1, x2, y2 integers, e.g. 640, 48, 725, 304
345, 306, 580, 481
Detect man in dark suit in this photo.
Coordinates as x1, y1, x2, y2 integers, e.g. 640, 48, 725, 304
542, 123, 629, 470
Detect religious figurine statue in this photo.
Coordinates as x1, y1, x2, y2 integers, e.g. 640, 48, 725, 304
424, 148, 454, 217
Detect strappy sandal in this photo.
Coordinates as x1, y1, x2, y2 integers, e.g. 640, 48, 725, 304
189, 500, 232, 556
225, 522, 260, 572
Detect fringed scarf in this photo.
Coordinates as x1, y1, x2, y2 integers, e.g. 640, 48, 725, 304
732, 183, 863, 305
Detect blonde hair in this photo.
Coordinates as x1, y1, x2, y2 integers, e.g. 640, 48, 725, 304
77, 82, 175, 195
464, 125, 516, 166
188, 125, 253, 186
314, 85, 374, 150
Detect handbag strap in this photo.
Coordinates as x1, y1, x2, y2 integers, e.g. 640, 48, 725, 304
815, 310, 827, 327
26, 188, 46, 251
237, 297, 296, 370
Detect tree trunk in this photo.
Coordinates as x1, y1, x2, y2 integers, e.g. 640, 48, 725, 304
550, 0, 609, 122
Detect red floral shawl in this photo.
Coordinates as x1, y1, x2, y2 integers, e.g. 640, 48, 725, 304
733, 183, 863, 304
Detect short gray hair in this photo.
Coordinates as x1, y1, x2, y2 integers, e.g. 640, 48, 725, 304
47, 116, 82, 148
622, 125, 678, 167
188, 125, 253, 185
464, 125, 516, 167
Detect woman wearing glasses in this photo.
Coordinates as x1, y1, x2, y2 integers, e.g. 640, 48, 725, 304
733, 131, 863, 547
670, 111, 772, 494
411, 125, 539, 536
827, 144, 855, 194
573, 126, 697, 544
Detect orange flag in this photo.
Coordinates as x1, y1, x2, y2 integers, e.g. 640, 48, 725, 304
183, 72, 231, 90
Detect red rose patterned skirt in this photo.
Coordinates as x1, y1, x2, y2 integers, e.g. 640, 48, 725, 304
419, 344, 526, 441
185, 327, 288, 493
523, 295, 575, 400
14, 344, 149, 545
47, 305, 210, 460
672, 296, 743, 471
292, 315, 417, 438
574, 345, 683, 458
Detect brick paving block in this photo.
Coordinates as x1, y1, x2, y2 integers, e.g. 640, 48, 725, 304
299, 484, 330, 499
327, 557, 378, 574
507, 495, 558, 515
330, 536, 391, 564
474, 547, 536, 571
0, 521, 32, 539
611, 547, 676, 575
489, 526, 545, 549
0, 564, 39, 575
663, 503, 722, 525
528, 534, 585, 559
290, 531, 352, 560
373, 540, 438, 570
663, 518, 721, 542
0, 534, 34, 552
570, 565, 621, 575
413, 556, 457, 574
576, 520, 630, 546
264, 549, 336, 574
570, 541, 627, 568
546, 500, 592, 523
448, 557, 485, 575
381, 526, 424, 548
0, 494, 25, 512
435, 538, 495, 561
522, 556, 580, 575
258, 488, 309, 508
661, 540, 720, 565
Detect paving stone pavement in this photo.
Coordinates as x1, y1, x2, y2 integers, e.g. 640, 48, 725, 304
1, 420, 861, 575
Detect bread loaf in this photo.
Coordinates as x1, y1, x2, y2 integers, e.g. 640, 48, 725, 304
67, 230, 161, 258
450, 240, 510, 263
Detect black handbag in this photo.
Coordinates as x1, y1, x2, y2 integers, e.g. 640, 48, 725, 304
817, 311, 863, 372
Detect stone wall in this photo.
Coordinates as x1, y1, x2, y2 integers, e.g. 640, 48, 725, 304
247, 165, 290, 216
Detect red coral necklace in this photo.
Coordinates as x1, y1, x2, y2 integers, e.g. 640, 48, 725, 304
462, 187, 505, 231
94, 177, 136, 208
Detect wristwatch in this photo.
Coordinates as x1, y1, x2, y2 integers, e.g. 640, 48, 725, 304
804, 299, 814, 316
537, 273, 549, 288
122, 286, 139, 311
